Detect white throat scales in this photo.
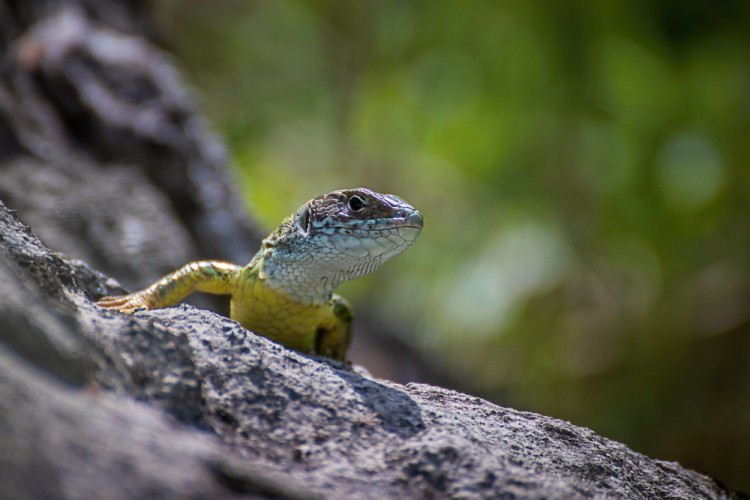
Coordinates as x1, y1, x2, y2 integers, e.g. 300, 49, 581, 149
258, 226, 405, 304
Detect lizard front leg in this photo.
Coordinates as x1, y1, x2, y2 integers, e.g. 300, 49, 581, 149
314, 294, 353, 361
97, 261, 242, 313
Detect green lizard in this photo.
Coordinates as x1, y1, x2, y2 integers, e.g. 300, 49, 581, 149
96, 188, 423, 361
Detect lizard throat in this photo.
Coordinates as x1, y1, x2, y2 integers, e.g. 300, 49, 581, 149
256, 251, 382, 305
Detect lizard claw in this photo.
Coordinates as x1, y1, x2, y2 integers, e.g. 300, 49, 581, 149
96, 293, 151, 314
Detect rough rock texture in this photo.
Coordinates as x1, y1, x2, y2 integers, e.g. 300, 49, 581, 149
1, 200, 745, 499
0, 202, 313, 500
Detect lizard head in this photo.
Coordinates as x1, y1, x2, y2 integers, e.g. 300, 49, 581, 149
260, 187, 423, 302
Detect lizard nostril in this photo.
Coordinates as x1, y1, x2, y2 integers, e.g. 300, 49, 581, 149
406, 212, 424, 229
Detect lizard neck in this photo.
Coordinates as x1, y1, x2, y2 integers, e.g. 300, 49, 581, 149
249, 248, 342, 306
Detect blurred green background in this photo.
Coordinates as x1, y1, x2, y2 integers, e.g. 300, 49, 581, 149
153, 0, 750, 490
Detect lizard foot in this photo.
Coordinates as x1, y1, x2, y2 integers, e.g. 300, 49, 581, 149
96, 293, 151, 314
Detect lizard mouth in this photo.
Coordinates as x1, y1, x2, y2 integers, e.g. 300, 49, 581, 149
391, 211, 424, 230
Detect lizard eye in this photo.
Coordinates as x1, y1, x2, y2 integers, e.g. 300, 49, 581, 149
348, 195, 365, 212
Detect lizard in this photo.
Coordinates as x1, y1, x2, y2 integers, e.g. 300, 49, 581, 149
96, 187, 423, 361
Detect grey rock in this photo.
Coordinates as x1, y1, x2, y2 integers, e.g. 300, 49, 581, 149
0, 201, 315, 500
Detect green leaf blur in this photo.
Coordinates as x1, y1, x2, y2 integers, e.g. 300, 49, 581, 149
155, 0, 750, 490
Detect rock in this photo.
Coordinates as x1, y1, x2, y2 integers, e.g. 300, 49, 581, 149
0, 201, 313, 500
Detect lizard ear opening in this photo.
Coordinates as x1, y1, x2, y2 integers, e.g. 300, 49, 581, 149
296, 205, 311, 235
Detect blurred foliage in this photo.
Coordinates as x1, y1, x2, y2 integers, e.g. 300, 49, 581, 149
154, 0, 750, 490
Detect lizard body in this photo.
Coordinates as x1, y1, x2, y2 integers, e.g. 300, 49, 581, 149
96, 188, 423, 361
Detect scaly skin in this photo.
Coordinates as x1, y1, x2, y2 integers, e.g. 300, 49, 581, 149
96, 188, 423, 361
